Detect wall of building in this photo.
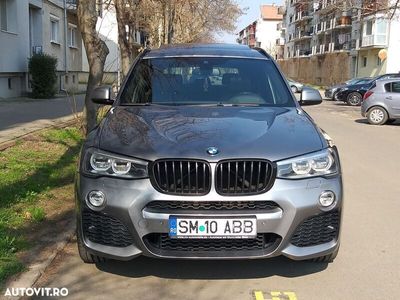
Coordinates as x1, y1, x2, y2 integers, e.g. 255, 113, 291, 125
356, 48, 387, 77
278, 52, 352, 86
0, 0, 30, 98
256, 19, 281, 57
42, 0, 82, 93
386, 18, 400, 74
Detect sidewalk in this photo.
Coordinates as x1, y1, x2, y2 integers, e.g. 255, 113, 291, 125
0, 94, 85, 146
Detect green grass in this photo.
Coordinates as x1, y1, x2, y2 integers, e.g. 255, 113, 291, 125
0, 127, 83, 285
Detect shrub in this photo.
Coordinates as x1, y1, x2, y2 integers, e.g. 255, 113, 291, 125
28, 53, 58, 98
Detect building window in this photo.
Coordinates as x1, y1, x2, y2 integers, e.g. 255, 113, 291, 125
68, 24, 77, 47
72, 75, 76, 84
50, 16, 60, 43
0, 0, 17, 32
0, 0, 7, 30
362, 56, 367, 67
377, 57, 382, 66
366, 20, 373, 35
8, 78, 12, 89
65, 75, 69, 84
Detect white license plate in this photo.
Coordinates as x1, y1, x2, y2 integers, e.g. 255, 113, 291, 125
169, 217, 257, 238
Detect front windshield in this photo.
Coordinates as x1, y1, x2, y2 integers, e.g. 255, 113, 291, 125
120, 57, 295, 107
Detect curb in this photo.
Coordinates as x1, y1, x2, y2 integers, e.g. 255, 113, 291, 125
3, 219, 76, 300
0, 118, 79, 151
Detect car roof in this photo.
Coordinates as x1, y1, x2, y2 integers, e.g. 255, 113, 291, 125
375, 78, 400, 84
143, 43, 269, 60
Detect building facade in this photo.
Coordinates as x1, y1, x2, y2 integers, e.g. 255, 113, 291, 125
237, 4, 284, 59
0, 0, 83, 99
278, 0, 400, 85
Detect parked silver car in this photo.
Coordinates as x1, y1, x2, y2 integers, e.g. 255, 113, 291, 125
287, 78, 304, 93
76, 44, 342, 264
361, 79, 400, 125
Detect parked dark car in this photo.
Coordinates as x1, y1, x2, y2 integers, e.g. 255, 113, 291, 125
335, 73, 400, 106
76, 44, 342, 264
361, 79, 400, 125
324, 77, 371, 100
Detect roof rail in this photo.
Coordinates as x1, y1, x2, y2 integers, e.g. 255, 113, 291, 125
253, 47, 273, 60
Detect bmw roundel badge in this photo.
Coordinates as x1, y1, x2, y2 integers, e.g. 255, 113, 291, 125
206, 147, 219, 156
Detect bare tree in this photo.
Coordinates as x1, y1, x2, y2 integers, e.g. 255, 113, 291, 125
77, 0, 109, 134
113, 0, 243, 77
114, 0, 145, 78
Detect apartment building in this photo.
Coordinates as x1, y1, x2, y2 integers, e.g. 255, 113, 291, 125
279, 0, 400, 85
237, 4, 283, 59
0, 0, 83, 98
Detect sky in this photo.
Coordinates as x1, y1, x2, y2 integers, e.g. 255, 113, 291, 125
217, 0, 283, 43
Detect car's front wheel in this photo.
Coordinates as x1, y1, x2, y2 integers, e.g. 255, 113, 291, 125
77, 227, 106, 264
367, 106, 388, 125
346, 92, 362, 106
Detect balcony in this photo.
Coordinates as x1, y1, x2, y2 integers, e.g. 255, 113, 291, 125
361, 34, 387, 48
277, 22, 286, 31
335, 16, 352, 28
295, 49, 312, 57
276, 37, 285, 46
333, 42, 351, 52
294, 11, 313, 23
293, 31, 313, 41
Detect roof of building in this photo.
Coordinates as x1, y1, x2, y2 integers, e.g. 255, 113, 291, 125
261, 4, 283, 20
144, 43, 269, 60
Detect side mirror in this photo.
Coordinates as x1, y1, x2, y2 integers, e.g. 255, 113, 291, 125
299, 87, 323, 106
91, 86, 114, 105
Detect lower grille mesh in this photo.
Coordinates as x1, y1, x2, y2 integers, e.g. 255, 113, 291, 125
82, 210, 134, 247
290, 211, 340, 247
145, 201, 279, 211
144, 233, 281, 253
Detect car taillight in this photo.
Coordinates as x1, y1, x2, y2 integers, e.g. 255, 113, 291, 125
363, 91, 373, 101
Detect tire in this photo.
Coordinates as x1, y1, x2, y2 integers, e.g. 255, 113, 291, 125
367, 106, 388, 125
77, 228, 106, 264
291, 85, 298, 93
346, 92, 362, 106
311, 245, 339, 263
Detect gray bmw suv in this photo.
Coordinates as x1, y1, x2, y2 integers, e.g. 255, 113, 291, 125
76, 44, 342, 264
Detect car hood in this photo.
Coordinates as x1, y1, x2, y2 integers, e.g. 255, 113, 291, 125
346, 83, 370, 89
97, 105, 325, 162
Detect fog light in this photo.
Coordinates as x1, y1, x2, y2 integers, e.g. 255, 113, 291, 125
87, 190, 106, 210
319, 191, 336, 207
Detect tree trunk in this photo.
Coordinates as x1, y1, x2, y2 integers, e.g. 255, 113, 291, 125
114, 0, 141, 79
77, 0, 109, 134
167, 1, 175, 44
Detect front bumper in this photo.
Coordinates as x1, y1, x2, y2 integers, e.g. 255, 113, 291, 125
324, 90, 333, 99
76, 170, 343, 260
334, 91, 347, 102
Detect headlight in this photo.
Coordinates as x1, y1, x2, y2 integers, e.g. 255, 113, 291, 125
277, 148, 338, 179
83, 148, 148, 179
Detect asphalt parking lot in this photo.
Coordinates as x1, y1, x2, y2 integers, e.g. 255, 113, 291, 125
33, 100, 400, 300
